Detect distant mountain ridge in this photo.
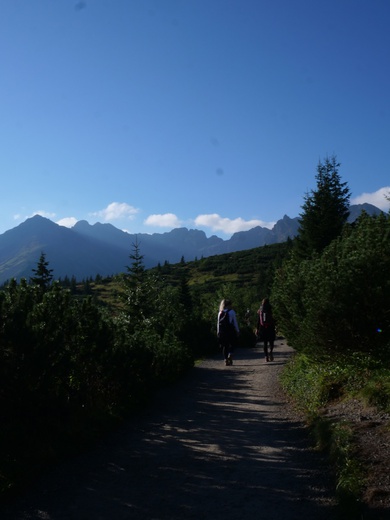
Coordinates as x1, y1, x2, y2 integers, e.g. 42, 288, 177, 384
0, 203, 382, 284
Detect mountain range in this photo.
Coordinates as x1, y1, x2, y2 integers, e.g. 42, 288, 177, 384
0, 203, 382, 284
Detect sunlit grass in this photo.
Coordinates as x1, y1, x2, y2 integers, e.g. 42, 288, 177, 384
281, 350, 390, 515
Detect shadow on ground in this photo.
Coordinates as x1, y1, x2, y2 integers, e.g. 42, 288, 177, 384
0, 343, 338, 520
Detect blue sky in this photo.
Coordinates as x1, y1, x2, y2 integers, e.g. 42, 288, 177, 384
1, 0, 389, 239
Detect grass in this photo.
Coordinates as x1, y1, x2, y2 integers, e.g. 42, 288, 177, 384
309, 415, 365, 517
280, 350, 390, 517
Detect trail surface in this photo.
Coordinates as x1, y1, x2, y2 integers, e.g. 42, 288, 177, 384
0, 340, 337, 519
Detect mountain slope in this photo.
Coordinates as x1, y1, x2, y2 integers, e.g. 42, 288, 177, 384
0, 204, 382, 284
0, 217, 128, 283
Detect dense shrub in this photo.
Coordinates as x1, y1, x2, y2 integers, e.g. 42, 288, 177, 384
0, 247, 198, 493
273, 212, 390, 358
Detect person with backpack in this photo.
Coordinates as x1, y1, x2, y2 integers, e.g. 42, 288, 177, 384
256, 297, 276, 362
217, 299, 239, 366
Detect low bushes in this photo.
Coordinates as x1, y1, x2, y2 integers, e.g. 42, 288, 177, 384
0, 251, 200, 495
272, 212, 390, 359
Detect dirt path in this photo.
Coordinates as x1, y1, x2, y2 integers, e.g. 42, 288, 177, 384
0, 340, 338, 519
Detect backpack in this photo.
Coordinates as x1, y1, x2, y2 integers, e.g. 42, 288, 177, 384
218, 309, 235, 340
260, 306, 275, 328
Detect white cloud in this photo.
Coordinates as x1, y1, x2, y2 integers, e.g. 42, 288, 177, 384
90, 202, 139, 221
32, 210, 57, 219
351, 187, 390, 211
144, 213, 182, 228
13, 210, 56, 221
13, 210, 56, 224
56, 217, 78, 228
194, 214, 276, 234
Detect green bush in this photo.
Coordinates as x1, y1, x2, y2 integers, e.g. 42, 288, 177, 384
0, 249, 198, 495
281, 349, 390, 415
359, 372, 390, 412
280, 353, 344, 412
273, 212, 390, 358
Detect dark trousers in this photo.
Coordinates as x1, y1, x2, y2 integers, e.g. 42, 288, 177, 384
263, 340, 274, 356
262, 327, 275, 358
220, 336, 236, 360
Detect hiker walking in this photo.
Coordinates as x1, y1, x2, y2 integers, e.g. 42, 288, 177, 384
256, 298, 276, 362
217, 299, 239, 366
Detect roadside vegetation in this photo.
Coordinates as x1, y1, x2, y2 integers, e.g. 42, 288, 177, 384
0, 156, 389, 516
0, 230, 288, 497
272, 157, 390, 515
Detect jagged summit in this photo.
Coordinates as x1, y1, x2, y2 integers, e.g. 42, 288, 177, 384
0, 204, 382, 284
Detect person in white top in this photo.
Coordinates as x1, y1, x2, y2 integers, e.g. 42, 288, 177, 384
217, 298, 240, 365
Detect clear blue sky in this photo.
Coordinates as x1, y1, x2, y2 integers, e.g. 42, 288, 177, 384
1, 0, 389, 238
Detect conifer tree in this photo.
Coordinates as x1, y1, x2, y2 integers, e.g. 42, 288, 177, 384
126, 237, 144, 277
295, 156, 350, 257
30, 252, 53, 293
123, 237, 148, 323
178, 270, 193, 313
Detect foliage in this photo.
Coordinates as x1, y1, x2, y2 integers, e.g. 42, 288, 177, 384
281, 348, 390, 416
120, 240, 195, 367
272, 212, 390, 357
359, 370, 390, 412
30, 251, 53, 294
295, 156, 350, 258
0, 248, 195, 494
280, 353, 339, 412
279, 351, 389, 514
161, 242, 290, 322
1, 195, 389, 507
310, 415, 364, 515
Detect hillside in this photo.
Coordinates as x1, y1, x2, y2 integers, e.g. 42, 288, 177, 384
0, 203, 382, 285
88, 240, 293, 318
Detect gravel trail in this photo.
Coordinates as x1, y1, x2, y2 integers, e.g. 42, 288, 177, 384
0, 340, 337, 519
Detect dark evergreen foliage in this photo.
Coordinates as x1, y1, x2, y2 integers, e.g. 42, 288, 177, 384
272, 212, 390, 358
295, 156, 351, 257
0, 247, 196, 494
30, 252, 53, 293
5, 200, 388, 496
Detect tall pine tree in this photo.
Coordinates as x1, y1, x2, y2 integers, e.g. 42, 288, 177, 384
295, 156, 350, 257
30, 252, 53, 293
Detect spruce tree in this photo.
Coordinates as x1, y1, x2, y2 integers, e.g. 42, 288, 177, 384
123, 237, 148, 323
295, 156, 350, 257
30, 252, 53, 293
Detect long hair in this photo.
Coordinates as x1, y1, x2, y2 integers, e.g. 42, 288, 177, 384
261, 298, 272, 313
219, 299, 232, 312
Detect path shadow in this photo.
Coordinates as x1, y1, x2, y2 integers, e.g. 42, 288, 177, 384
0, 342, 338, 520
